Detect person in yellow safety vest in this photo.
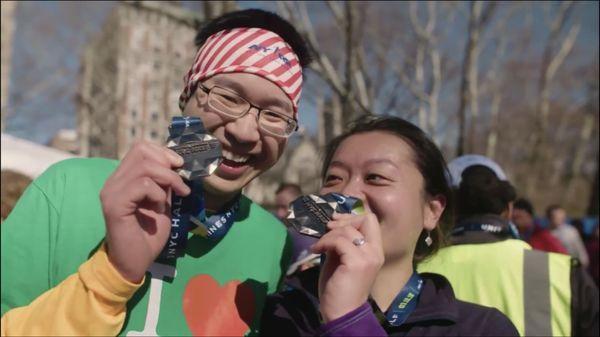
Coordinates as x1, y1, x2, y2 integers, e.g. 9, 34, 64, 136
419, 154, 599, 337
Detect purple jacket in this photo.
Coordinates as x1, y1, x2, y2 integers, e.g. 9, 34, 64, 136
260, 268, 519, 336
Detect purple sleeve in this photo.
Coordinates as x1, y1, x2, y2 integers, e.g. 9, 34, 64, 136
317, 302, 387, 336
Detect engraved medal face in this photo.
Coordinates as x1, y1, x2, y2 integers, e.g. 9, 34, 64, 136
167, 133, 222, 180
285, 195, 333, 237
285, 193, 364, 238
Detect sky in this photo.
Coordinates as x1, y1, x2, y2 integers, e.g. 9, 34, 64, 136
3, 1, 598, 146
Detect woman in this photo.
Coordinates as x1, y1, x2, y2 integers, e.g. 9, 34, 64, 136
260, 116, 518, 336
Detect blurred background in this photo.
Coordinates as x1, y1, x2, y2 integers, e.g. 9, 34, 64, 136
0, 1, 598, 229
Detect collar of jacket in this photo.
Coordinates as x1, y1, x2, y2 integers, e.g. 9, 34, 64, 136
451, 214, 513, 245
287, 269, 461, 327
398, 273, 459, 325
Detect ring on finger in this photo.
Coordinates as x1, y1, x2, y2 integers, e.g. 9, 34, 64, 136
352, 237, 366, 247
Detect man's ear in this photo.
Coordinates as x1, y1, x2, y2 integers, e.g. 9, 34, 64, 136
501, 201, 514, 220
424, 194, 446, 231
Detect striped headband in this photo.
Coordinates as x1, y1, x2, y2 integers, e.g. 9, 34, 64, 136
179, 27, 303, 114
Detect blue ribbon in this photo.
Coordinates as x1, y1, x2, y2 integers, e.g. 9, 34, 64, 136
452, 221, 520, 239
384, 272, 423, 326
158, 117, 239, 261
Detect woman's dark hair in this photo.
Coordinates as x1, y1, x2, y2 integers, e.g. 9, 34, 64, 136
321, 115, 454, 265
195, 9, 312, 69
456, 165, 516, 219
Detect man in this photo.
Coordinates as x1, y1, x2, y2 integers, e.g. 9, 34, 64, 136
512, 198, 568, 254
547, 204, 590, 268
273, 183, 319, 276
419, 154, 599, 337
1, 9, 312, 336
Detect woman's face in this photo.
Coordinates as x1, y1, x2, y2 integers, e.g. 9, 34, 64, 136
320, 131, 444, 262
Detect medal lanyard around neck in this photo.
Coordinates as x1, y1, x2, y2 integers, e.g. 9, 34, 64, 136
452, 220, 520, 239
370, 272, 423, 327
158, 117, 239, 262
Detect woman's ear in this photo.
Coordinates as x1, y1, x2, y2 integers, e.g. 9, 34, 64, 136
423, 194, 446, 231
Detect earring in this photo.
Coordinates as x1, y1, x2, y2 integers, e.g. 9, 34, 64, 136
424, 231, 433, 247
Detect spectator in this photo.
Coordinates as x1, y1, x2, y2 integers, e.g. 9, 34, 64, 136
512, 198, 568, 254
585, 224, 599, 286
0, 170, 32, 222
547, 205, 590, 268
419, 154, 599, 337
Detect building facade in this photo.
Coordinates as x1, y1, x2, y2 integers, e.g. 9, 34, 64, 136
1, 1, 17, 132
77, 1, 201, 159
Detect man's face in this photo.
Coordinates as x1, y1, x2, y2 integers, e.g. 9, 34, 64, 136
512, 208, 534, 233
549, 208, 567, 228
275, 188, 300, 221
182, 72, 292, 201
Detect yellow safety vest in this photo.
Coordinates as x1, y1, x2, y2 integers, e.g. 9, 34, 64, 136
418, 239, 572, 336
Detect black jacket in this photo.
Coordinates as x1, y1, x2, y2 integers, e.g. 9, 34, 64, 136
260, 267, 519, 336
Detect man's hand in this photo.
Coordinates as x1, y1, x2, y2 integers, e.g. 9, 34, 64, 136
100, 141, 190, 283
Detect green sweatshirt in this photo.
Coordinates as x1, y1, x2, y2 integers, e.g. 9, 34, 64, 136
1, 158, 291, 336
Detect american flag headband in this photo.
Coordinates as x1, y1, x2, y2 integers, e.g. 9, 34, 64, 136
178, 27, 303, 114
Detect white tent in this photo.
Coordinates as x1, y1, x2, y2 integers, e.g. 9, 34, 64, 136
1, 133, 76, 178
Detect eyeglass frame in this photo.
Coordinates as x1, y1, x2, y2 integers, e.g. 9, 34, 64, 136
195, 82, 299, 137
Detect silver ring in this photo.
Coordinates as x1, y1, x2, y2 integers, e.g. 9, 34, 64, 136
352, 237, 366, 246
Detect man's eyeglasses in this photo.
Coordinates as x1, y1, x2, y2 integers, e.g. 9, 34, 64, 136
196, 83, 298, 137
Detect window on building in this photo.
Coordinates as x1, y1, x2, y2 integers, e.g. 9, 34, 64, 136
150, 130, 159, 139
131, 127, 136, 137
132, 109, 137, 118
151, 111, 159, 121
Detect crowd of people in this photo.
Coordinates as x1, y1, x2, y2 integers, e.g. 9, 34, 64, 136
1, 8, 598, 337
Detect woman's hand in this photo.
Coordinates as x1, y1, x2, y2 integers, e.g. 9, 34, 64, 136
101, 141, 190, 283
311, 212, 384, 322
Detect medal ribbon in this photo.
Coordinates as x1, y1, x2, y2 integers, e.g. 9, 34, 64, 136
452, 221, 520, 239
370, 272, 423, 327
158, 117, 239, 261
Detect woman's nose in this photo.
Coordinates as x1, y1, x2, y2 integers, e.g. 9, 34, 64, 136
339, 180, 366, 203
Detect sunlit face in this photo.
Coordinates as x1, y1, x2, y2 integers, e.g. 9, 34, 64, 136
512, 208, 534, 233
320, 131, 444, 262
182, 72, 291, 202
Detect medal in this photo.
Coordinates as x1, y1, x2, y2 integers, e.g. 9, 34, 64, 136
285, 193, 364, 238
166, 116, 222, 181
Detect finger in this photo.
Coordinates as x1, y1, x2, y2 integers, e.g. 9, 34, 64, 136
311, 232, 364, 267
312, 230, 358, 254
327, 214, 366, 230
359, 212, 383, 249
312, 227, 362, 253
327, 213, 383, 250
331, 212, 354, 220
123, 177, 169, 213
117, 141, 183, 178
123, 162, 190, 197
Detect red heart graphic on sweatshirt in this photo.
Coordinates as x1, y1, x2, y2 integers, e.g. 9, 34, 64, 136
183, 274, 256, 336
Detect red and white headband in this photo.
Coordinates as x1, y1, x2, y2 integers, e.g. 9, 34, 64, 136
179, 27, 303, 114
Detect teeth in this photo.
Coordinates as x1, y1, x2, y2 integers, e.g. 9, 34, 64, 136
222, 150, 249, 163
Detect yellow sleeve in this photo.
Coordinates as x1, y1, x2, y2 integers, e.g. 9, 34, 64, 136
1, 243, 144, 336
